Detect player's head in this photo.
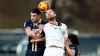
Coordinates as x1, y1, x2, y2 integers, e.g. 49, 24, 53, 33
31, 8, 41, 23
45, 9, 56, 20
68, 34, 80, 46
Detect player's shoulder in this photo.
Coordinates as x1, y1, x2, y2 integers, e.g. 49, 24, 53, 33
60, 23, 66, 25
44, 23, 49, 26
24, 20, 32, 28
43, 23, 51, 28
24, 20, 32, 24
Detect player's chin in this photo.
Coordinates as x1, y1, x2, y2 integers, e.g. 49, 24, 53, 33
48, 17, 54, 20
31, 20, 36, 23
31, 19, 34, 22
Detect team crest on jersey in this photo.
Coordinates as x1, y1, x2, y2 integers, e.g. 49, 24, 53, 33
54, 27, 57, 29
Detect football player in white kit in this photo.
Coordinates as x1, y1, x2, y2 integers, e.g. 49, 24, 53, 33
36, 9, 68, 56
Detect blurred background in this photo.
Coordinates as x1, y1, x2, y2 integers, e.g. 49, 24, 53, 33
0, 0, 100, 56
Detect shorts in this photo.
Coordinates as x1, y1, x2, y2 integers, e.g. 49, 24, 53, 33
43, 47, 65, 56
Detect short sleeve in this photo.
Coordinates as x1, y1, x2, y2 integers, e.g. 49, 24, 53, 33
24, 21, 31, 29
39, 25, 46, 37
40, 30, 45, 37
63, 24, 68, 38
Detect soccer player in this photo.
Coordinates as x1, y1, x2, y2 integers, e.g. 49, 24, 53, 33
37, 9, 68, 56
24, 8, 47, 56
65, 34, 80, 56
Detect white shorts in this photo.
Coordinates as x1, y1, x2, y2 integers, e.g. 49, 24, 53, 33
43, 47, 65, 56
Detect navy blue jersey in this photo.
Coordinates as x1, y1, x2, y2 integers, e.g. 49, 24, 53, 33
69, 44, 78, 56
24, 20, 47, 50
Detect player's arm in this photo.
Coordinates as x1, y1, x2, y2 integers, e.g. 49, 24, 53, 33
65, 44, 75, 56
65, 36, 75, 56
33, 24, 44, 34
36, 32, 45, 41
30, 25, 45, 42
31, 37, 45, 42
64, 25, 75, 56
30, 30, 45, 42
24, 22, 35, 38
63, 24, 68, 42
25, 28, 36, 37
38, 38, 45, 41
36, 30, 45, 41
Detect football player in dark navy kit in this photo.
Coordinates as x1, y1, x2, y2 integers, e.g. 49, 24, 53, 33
24, 8, 47, 56
65, 34, 80, 56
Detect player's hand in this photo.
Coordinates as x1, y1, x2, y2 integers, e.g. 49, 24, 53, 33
35, 33, 42, 39
33, 39, 40, 42
32, 25, 44, 34
65, 38, 70, 46
30, 39, 35, 43
33, 29, 40, 34
30, 39, 40, 43
39, 24, 44, 30
29, 31, 36, 38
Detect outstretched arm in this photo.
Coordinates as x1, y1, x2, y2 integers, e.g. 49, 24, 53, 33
65, 39, 75, 56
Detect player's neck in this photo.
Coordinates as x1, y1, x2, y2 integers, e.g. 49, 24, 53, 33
48, 18, 57, 25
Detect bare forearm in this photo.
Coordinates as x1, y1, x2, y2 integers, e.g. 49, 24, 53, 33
66, 46, 75, 56
31, 38, 45, 43
25, 28, 40, 38
38, 38, 45, 41
26, 31, 35, 38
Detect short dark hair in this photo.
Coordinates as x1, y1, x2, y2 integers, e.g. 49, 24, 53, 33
31, 8, 41, 14
68, 34, 80, 46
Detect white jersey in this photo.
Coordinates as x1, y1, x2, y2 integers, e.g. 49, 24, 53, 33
43, 23, 68, 48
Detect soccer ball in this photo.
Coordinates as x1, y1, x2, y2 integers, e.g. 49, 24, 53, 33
38, 1, 50, 12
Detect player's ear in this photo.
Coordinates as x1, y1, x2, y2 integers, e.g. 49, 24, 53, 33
52, 10, 56, 17
51, 11, 56, 17
54, 13, 56, 17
